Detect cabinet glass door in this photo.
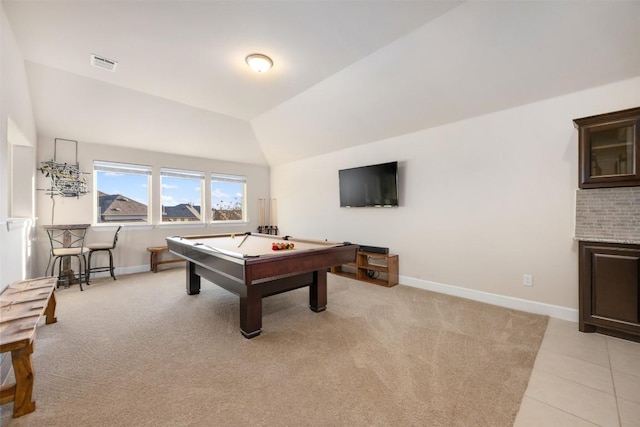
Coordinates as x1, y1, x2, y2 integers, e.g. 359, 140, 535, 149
589, 124, 635, 178
575, 107, 640, 189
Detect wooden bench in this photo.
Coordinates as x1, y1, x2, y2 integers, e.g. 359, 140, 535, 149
147, 246, 184, 273
0, 276, 58, 418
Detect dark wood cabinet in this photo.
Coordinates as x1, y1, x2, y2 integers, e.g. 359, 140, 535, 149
579, 241, 640, 341
574, 106, 640, 189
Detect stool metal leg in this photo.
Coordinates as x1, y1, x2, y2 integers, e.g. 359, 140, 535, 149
108, 250, 116, 280
87, 251, 93, 284
75, 255, 84, 291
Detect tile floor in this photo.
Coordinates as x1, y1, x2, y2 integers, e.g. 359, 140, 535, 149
514, 318, 640, 427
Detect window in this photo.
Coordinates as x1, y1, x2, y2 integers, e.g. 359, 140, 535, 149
161, 168, 205, 223
94, 161, 151, 223
211, 173, 246, 222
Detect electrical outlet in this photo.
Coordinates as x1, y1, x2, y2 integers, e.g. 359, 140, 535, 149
523, 274, 533, 287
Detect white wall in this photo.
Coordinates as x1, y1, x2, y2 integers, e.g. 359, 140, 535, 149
271, 77, 640, 317
35, 138, 270, 277
0, 4, 38, 289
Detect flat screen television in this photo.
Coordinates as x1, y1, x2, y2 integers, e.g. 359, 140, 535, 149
339, 161, 399, 207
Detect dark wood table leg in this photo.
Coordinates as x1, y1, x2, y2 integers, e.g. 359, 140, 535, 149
186, 262, 201, 295
240, 286, 262, 339
60, 230, 80, 285
309, 270, 327, 312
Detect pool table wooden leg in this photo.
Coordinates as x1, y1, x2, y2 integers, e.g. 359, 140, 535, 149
309, 270, 327, 312
240, 286, 262, 339
186, 262, 201, 295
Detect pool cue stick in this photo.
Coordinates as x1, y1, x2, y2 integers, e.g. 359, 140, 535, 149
237, 234, 249, 248
272, 198, 277, 232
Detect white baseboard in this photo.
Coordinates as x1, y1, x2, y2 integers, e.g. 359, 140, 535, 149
399, 275, 578, 322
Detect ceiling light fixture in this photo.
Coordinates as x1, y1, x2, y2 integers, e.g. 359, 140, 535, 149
245, 54, 273, 73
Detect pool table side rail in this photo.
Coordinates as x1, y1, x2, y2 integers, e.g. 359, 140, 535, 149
169, 233, 345, 254
167, 236, 357, 284
170, 232, 342, 245
245, 244, 358, 282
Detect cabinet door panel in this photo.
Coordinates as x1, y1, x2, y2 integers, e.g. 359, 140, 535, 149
574, 106, 640, 189
592, 253, 639, 323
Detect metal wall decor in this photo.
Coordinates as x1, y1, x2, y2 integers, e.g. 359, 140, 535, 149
38, 138, 89, 198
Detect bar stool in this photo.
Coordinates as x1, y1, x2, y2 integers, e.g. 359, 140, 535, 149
86, 226, 122, 284
46, 226, 89, 291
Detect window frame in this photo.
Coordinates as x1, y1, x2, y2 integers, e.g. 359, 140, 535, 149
160, 167, 205, 224
93, 160, 152, 225
210, 173, 247, 223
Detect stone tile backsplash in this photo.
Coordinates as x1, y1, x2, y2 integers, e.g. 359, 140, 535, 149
575, 187, 640, 244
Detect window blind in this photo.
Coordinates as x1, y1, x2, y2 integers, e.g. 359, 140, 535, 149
161, 168, 205, 180
211, 173, 246, 184
94, 160, 152, 175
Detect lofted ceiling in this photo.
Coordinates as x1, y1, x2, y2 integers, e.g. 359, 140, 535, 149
4, 1, 640, 166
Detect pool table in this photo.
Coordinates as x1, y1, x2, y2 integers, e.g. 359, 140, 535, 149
166, 233, 358, 338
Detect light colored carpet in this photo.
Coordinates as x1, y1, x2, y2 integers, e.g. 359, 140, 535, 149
1, 268, 548, 426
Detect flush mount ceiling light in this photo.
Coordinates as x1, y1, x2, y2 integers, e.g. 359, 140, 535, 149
245, 54, 273, 73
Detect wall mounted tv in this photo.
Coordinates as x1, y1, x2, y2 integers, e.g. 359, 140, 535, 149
339, 161, 399, 207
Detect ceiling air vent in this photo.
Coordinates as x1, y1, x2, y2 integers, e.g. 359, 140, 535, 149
90, 54, 118, 72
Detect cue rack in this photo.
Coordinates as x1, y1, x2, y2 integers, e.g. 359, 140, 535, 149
257, 198, 278, 235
